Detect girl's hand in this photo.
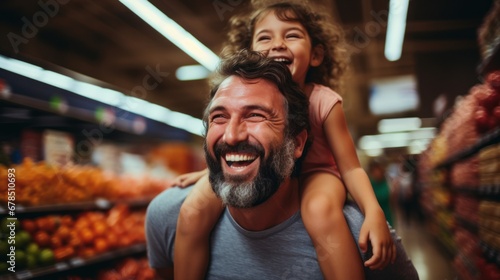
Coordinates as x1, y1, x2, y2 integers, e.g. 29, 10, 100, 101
171, 169, 208, 188
358, 209, 396, 270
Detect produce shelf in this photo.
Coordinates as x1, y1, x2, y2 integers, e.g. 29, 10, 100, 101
3, 243, 146, 280
435, 127, 500, 169
0, 197, 154, 215
455, 214, 479, 234
480, 241, 500, 267
448, 185, 500, 200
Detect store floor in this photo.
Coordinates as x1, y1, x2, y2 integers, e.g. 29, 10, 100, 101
392, 207, 458, 280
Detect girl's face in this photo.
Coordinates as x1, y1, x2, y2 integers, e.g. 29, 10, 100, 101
251, 10, 323, 88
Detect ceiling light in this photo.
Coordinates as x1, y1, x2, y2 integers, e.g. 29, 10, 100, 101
384, 0, 410, 61
378, 117, 421, 133
369, 75, 419, 115
358, 128, 436, 150
119, 0, 220, 71
364, 148, 383, 157
176, 65, 210, 81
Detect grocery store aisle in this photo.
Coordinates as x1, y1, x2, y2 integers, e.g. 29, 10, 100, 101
393, 208, 457, 280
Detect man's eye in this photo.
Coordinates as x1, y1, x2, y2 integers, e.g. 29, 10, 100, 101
211, 114, 227, 124
247, 114, 265, 122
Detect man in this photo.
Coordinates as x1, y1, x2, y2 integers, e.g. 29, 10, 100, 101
146, 50, 419, 279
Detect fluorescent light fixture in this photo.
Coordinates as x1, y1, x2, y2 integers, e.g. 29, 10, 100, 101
119, 0, 220, 71
369, 75, 419, 115
176, 65, 210, 81
40, 70, 75, 90
0, 54, 204, 136
378, 117, 421, 133
359, 128, 436, 150
409, 139, 431, 154
0, 55, 43, 81
384, 0, 409, 61
364, 148, 383, 157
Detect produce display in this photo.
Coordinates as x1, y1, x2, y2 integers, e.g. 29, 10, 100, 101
474, 72, 500, 134
0, 205, 145, 275
450, 158, 479, 190
0, 158, 172, 206
419, 67, 500, 279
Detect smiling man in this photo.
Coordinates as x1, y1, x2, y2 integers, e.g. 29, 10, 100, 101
145, 50, 419, 279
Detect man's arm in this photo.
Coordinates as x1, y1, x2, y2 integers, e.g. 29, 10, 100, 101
145, 187, 192, 279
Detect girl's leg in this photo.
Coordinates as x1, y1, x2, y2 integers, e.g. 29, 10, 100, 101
174, 174, 224, 279
301, 172, 364, 280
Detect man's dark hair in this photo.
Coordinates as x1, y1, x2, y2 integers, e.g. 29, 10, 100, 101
204, 49, 310, 176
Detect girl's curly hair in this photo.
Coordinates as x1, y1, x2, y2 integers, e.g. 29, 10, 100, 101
220, 0, 348, 90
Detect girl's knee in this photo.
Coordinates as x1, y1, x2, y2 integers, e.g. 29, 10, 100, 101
301, 194, 344, 223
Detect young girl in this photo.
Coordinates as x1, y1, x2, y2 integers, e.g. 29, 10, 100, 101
173, 2, 395, 279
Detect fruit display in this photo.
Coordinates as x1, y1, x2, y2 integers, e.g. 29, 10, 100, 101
475, 71, 500, 134
450, 158, 479, 189
418, 66, 500, 279
0, 158, 172, 206
0, 205, 146, 276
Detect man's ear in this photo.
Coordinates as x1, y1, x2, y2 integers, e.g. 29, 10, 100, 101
310, 44, 324, 67
293, 130, 308, 158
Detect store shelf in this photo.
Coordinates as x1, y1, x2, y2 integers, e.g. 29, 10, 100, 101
455, 214, 479, 234
480, 241, 500, 267
2, 244, 146, 280
0, 68, 193, 142
0, 197, 153, 215
435, 127, 500, 169
449, 185, 500, 200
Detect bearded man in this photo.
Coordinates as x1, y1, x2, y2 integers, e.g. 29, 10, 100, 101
146, 50, 418, 280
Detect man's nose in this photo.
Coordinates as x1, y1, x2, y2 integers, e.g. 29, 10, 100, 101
223, 118, 248, 145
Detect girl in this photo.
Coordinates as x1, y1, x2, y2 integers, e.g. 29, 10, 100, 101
174, 2, 395, 279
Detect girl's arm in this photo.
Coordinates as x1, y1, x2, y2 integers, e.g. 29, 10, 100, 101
323, 104, 396, 269
171, 168, 208, 188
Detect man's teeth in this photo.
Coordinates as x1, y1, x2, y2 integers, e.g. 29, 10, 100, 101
225, 154, 256, 162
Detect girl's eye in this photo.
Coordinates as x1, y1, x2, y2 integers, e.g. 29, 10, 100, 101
256, 35, 271, 42
286, 33, 301, 39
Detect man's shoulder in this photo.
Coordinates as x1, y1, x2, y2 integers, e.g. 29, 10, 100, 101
146, 186, 191, 224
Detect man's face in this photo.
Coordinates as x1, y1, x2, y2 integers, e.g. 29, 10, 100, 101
204, 76, 296, 208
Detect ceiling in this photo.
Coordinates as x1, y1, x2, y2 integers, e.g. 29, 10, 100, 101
0, 0, 495, 144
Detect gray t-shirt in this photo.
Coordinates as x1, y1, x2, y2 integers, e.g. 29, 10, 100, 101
146, 186, 419, 279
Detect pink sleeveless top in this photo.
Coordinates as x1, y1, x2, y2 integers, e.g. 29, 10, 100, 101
301, 84, 342, 178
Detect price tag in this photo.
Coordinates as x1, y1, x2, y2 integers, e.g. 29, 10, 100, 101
95, 198, 111, 209
43, 130, 74, 166
16, 270, 33, 279
55, 262, 69, 271
70, 257, 85, 267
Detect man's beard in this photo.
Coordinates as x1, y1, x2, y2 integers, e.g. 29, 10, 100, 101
204, 137, 296, 208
